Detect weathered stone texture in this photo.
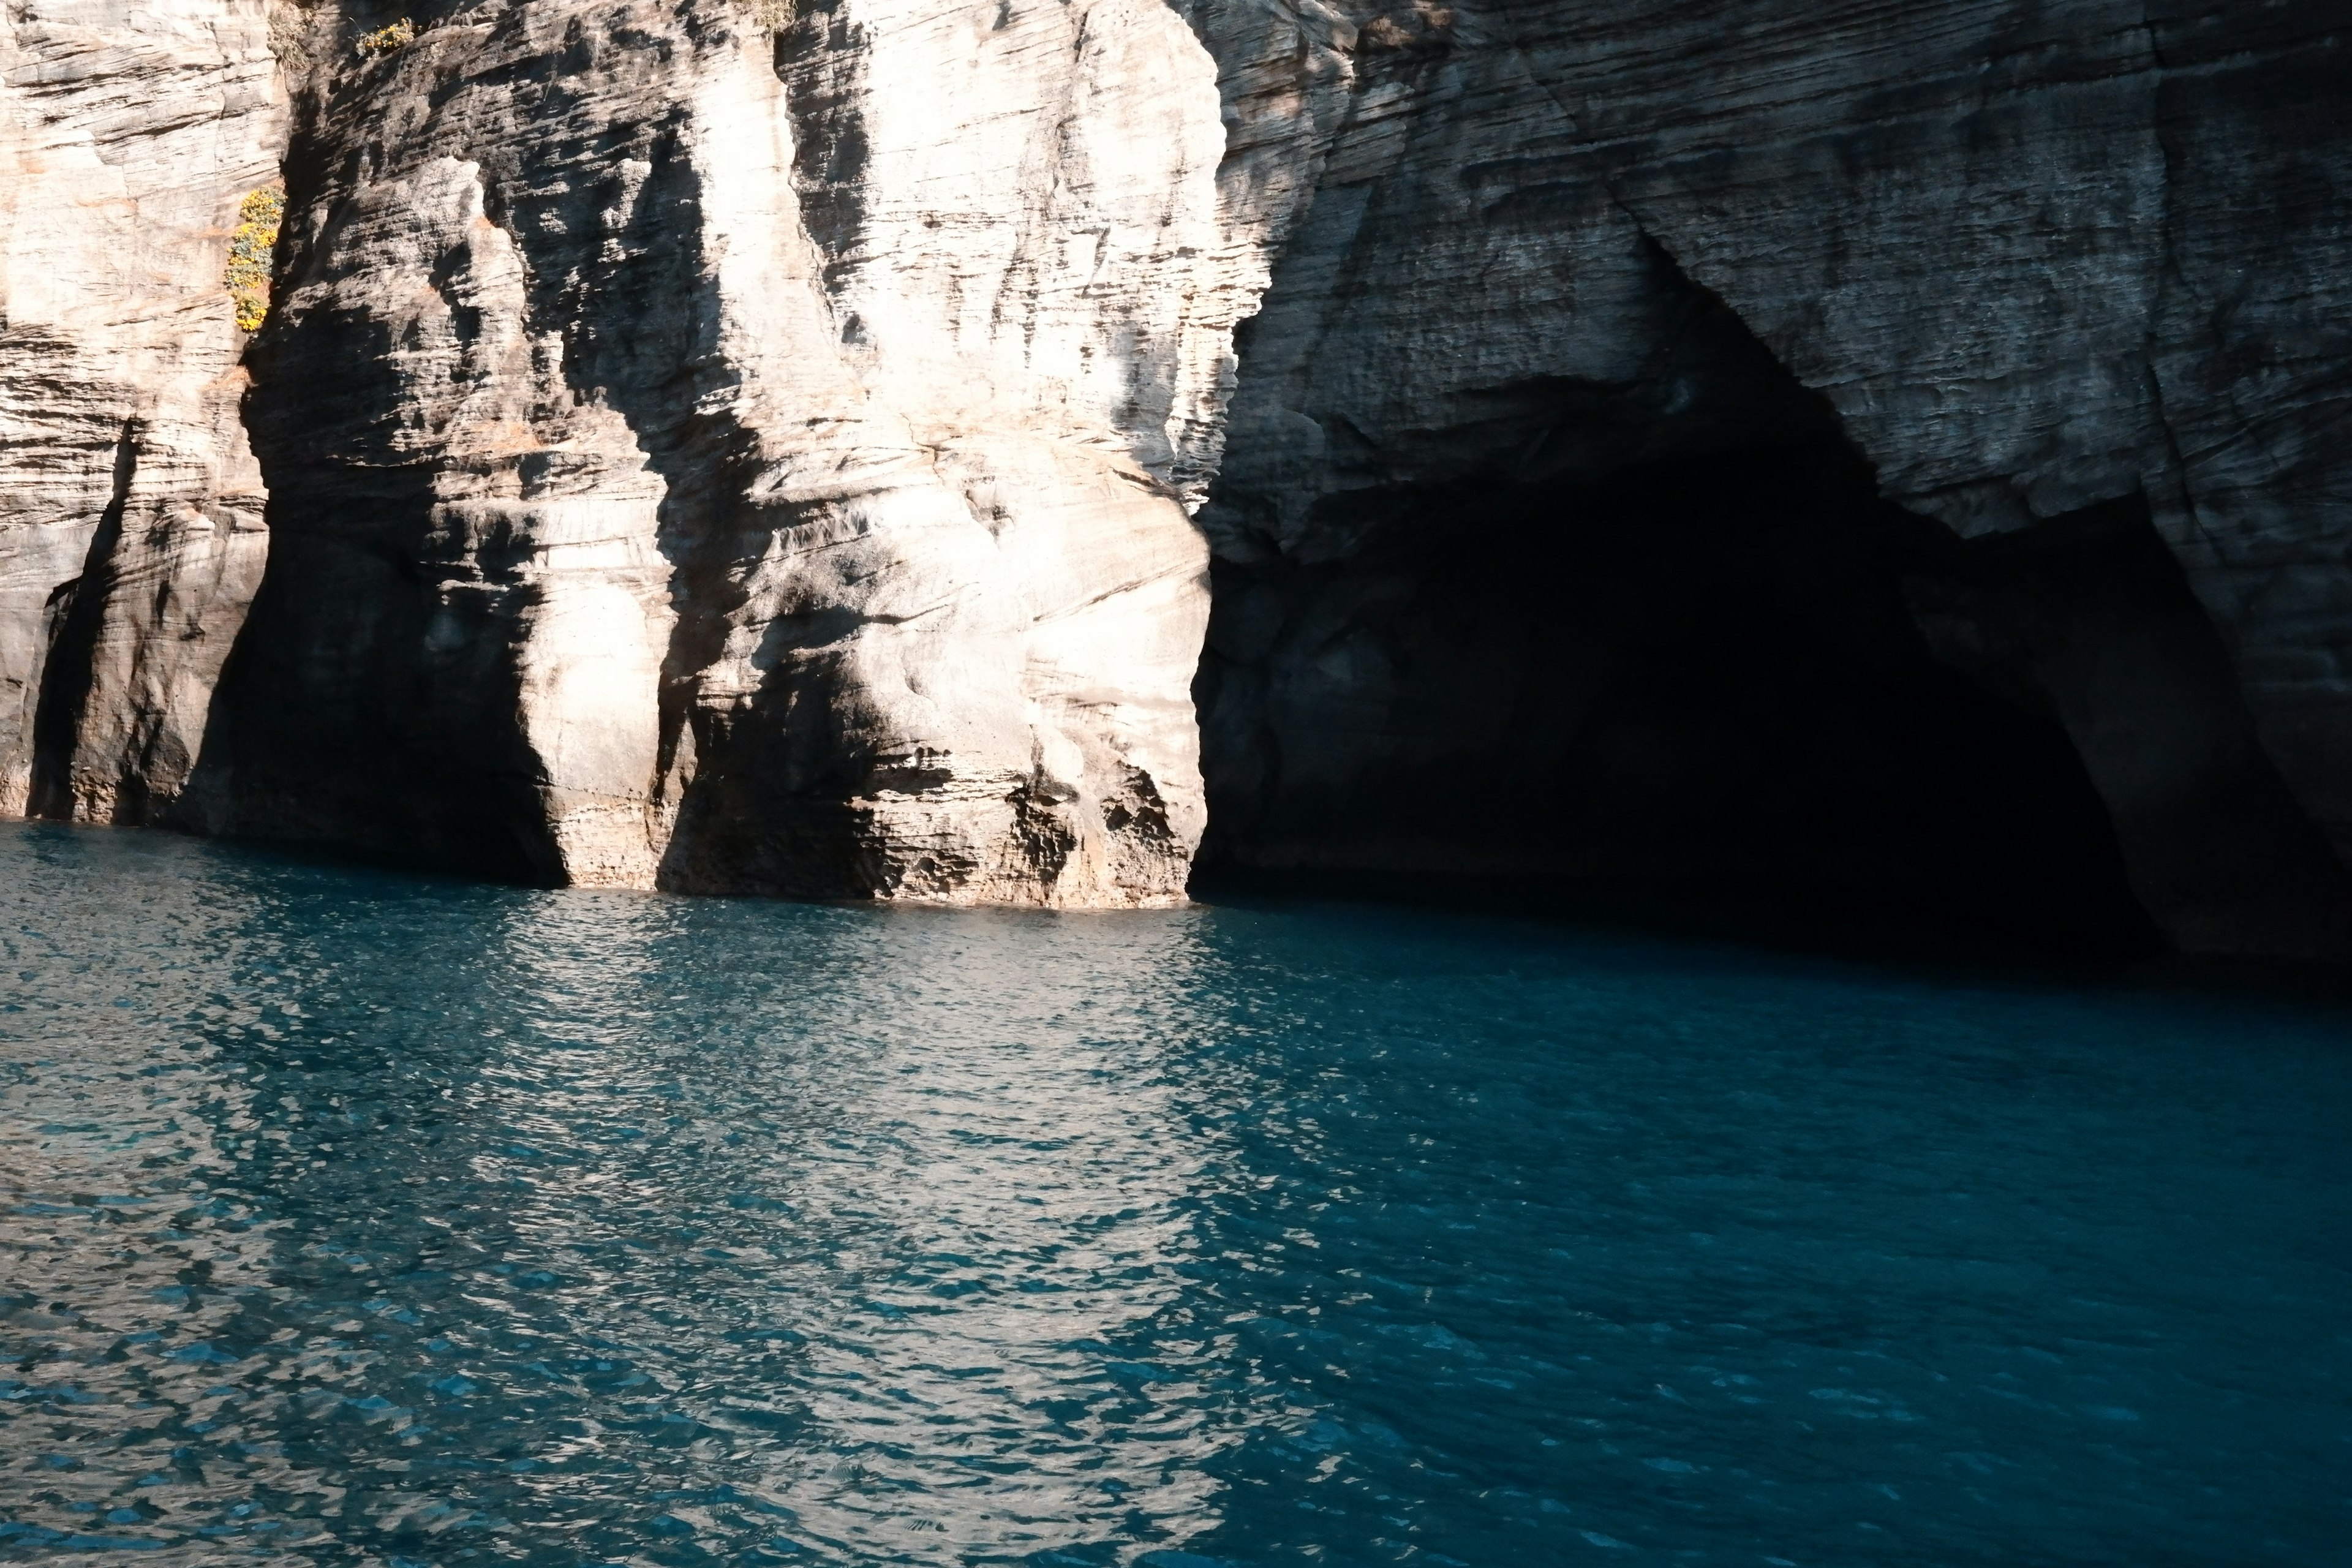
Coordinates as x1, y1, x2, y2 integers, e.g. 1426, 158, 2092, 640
0, 0, 283, 821
1185, 0, 2352, 957
3, 0, 2350, 955
189, 0, 1234, 904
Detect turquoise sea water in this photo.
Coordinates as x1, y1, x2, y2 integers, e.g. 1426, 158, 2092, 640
2, 822, 2348, 1567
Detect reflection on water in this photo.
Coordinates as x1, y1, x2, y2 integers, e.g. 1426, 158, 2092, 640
468, 890, 1229, 1557
2, 821, 2350, 1566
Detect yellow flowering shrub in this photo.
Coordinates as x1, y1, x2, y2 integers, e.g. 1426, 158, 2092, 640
355, 18, 415, 58
226, 186, 284, 333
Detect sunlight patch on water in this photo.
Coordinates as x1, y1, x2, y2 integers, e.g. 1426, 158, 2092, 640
2, 821, 2350, 1566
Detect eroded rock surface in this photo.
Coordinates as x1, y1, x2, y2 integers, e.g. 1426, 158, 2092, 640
178, 0, 1242, 904
3, 0, 2350, 954
1182, 0, 2352, 957
0, 0, 284, 822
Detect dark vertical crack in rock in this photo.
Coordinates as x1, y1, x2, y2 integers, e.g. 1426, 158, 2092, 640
27, 422, 139, 821
777, 0, 870, 297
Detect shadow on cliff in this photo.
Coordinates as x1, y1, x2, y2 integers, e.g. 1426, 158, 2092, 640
1191, 435, 2162, 956
630, 1, 922, 899
178, 225, 556, 881
1191, 242, 2352, 960
26, 420, 139, 821
175, 13, 903, 891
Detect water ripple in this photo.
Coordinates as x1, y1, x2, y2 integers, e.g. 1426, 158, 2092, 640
2, 822, 2348, 1566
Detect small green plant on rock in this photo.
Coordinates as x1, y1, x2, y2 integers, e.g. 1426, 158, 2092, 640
226, 186, 284, 333
355, 17, 415, 58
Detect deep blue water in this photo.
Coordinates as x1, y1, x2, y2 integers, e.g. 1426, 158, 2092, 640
2, 823, 2349, 1567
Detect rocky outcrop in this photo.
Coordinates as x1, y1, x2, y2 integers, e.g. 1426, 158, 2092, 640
0, 0, 284, 821
1182, 0, 2352, 958
2, 0, 2349, 955
172, 0, 1235, 904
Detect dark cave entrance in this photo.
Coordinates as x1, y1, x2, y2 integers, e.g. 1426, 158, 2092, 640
1190, 431, 2166, 956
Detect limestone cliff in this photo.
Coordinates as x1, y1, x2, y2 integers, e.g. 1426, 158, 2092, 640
0, 0, 283, 823
4, 0, 2350, 957
187, 0, 1234, 905
1182, 0, 2352, 959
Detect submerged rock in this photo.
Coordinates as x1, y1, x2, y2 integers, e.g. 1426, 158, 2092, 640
1, 0, 2347, 954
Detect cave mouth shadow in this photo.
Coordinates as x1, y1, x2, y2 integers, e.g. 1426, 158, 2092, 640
1189, 434, 2166, 960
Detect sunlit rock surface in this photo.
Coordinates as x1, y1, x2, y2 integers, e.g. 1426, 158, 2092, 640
2, 0, 2350, 951
183, 0, 1233, 904
0, 0, 283, 823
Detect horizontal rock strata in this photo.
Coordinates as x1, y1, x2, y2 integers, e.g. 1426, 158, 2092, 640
0, 0, 284, 823
2, 0, 2349, 954
192, 0, 1239, 904
1183, 0, 2352, 958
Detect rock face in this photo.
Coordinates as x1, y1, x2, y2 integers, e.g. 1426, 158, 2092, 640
3, 0, 2350, 955
184, 0, 1232, 904
1180, 0, 2352, 958
0, 0, 283, 822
